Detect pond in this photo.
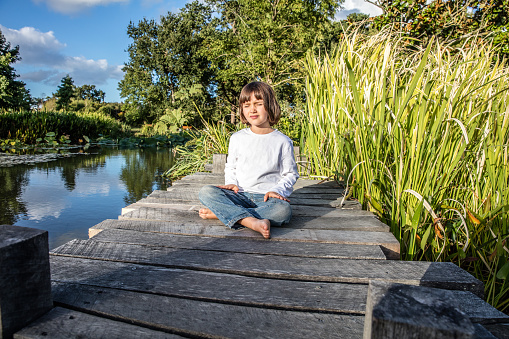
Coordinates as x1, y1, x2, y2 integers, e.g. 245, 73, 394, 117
0, 147, 174, 250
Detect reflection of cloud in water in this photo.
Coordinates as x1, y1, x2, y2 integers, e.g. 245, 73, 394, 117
73, 182, 112, 197
21, 180, 69, 221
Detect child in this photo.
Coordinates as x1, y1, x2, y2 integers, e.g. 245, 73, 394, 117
198, 81, 299, 239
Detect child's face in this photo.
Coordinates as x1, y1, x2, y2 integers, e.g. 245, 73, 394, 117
242, 93, 270, 129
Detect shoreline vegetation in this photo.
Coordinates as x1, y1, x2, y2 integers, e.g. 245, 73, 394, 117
302, 28, 509, 312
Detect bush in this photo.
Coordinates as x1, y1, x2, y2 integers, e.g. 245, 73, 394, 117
0, 110, 131, 144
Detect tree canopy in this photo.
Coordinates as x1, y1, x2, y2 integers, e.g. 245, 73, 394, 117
370, 0, 509, 54
119, 0, 344, 125
0, 29, 31, 110
118, 1, 215, 125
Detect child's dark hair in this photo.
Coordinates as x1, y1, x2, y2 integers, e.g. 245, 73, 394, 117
238, 82, 281, 126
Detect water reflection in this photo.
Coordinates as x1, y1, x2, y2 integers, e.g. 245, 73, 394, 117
0, 147, 173, 249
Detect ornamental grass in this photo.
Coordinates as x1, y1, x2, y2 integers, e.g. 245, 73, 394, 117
303, 27, 509, 311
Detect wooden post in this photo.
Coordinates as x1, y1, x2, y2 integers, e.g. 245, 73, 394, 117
0, 225, 52, 339
212, 154, 227, 174
363, 280, 475, 339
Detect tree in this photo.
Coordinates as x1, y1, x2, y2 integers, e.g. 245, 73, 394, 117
54, 75, 75, 111
118, 1, 216, 125
369, 0, 509, 55
0, 29, 31, 110
75, 84, 105, 102
321, 12, 373, 51
205, 0, 343, 120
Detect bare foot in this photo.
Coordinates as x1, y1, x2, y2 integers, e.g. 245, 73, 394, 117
239, 217, 271, 239
199, 208, 218, 220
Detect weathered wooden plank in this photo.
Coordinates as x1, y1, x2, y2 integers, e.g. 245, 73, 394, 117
0, 225, 53, 339
88, 219, 400, 256
483, 323, 509, 339
212, 154, 227, 174
14, 307, 180, 339
50, 256, 368, 314
167, 185, 345, 199
173, 173, 342, 189
138, 195, 361, 209
364, 280, 476, 339
121, 202, 375, 218
91, 228, 388, 260
118, 206, 390, 232
51, 239, 483, 297
51, 282, 365, 339
362, 280, 507, 339
50, 256, 507, 324
172, 180, 344, 191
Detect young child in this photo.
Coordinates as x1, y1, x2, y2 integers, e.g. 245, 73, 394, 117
198, 81, 299, 239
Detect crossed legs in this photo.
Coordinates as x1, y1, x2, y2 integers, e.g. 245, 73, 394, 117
198, 185, 292, 239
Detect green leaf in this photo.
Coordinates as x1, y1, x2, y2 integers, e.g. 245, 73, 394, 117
411, 200, 424, 230
496, 262, 509, 280
420, 225, 432, 251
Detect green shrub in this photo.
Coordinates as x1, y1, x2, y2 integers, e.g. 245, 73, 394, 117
0, 110, 131, 144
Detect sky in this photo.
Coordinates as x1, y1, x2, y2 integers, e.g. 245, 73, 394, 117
0, 0, 382, 103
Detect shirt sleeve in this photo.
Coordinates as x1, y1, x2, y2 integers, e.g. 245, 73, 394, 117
224, 134, 238, 186
268, 138, 299, 197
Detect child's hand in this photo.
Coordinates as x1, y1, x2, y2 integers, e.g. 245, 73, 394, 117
217, 184, 239, 193
264, 191, 290, 202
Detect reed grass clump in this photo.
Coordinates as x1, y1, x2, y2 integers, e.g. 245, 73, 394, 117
0, 110, 130, 143
163, 119, 237, 180
303, 27, 509, 311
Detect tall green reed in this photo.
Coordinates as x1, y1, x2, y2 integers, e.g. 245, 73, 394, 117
303, 27, 509, 311
163, 118, 238, 180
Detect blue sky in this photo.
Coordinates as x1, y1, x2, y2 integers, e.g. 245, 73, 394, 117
0, 0, 381, 103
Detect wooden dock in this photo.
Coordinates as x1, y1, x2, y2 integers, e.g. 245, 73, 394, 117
13, 173, 509, 338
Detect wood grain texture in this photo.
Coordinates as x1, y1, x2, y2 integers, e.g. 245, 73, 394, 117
121, 202, 375, 217
364, 280, 478, 339
118, 206, 390, 232
90, 228, 388, 260
88, 219, 400, 255
0, 225, 53, 339
50, 256, 368, 314
140, 194, 361, 209
167, 186, 345, 199
51, 239, 482, 297
51, 282, 365, 339
14, 307, 180, 339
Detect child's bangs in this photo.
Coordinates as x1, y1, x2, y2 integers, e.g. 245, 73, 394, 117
239, 84, 264, 104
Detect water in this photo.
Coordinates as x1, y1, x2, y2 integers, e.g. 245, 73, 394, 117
0, 147, 174, 250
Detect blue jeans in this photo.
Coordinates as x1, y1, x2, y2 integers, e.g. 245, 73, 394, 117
198, 185, 292, 228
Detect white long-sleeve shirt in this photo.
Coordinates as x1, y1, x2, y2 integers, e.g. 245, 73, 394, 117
224, 128, 299, 197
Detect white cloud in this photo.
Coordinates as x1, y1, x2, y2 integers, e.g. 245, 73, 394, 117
0, 25, 124, 88
337, 0, 383, 20
33, 0, 128, 14
1, 25, 66, 66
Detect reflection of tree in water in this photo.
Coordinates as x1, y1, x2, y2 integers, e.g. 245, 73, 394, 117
36, 150, 112, 191
120, 148, 174, 205
0, 166, 30, 224
0, 149, 113, 225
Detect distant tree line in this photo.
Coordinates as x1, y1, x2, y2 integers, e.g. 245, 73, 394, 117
53, 75, 106, 110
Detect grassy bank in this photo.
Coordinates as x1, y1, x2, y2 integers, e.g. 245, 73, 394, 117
303, 28, 509, 311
